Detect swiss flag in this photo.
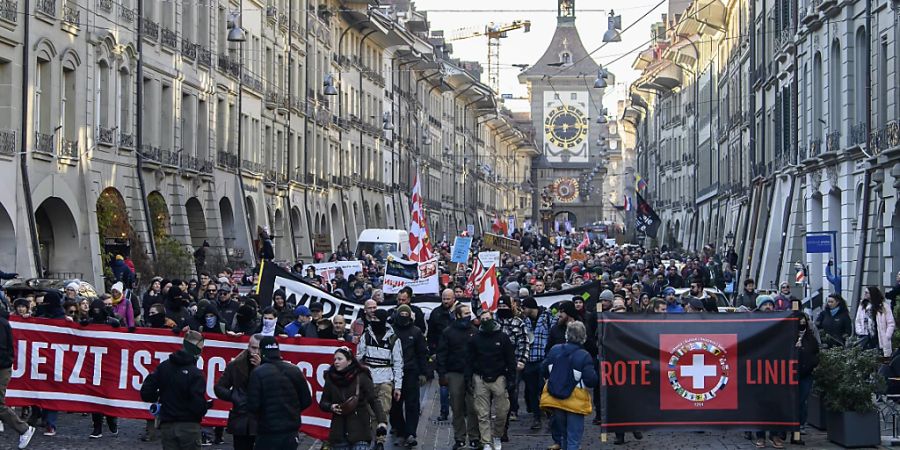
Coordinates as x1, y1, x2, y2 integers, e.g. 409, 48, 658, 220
478, 264, 501, 312
658, 334, 738, 411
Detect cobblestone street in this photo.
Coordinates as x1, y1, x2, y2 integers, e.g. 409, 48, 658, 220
0, 380, 884, 449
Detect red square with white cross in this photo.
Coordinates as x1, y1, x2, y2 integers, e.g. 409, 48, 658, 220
659, 333, 738, 410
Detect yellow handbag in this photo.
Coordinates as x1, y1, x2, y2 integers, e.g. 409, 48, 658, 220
539, 382, 592, 415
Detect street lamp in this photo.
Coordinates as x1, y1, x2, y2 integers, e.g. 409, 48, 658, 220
323, 74, 338, 96
227, 12, 246, 42
382, 111, 393, 130
603, 10, 622, 43
593, 68, 608, 89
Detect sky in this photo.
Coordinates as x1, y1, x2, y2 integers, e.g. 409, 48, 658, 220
413, 0, 668, 114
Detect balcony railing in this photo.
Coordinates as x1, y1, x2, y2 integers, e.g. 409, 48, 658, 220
869, 120, 900, 154
61, 2, 79, 25
139, 144, 160, 162
242, 160, 264, 174
97, 0, 111, 11
59, 138, 77, 158
0, 0, 17, 23
849, 122, 867, 145
34, 0, 54, 16
217, 150, 238, 169
217, 53, 240, 78
118, 5, 133, 22
142, 18, 159, 41
97, 126, 115, 146
0, 130, 15, 155
242, 70, 263, 92
825, 130, 841, 153
808, 138, 822, 157
34, 132, 54, 153
197, 46, 211, 67
119, 133, 134, 149
182, 39, 197, 60
161, 28, 177, 49
775, 26, 795, 52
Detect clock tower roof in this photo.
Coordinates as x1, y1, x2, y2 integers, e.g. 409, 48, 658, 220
519, 1, 600, 81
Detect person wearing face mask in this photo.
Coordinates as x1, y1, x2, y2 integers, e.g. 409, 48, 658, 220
143, 277, 164, 322
815, 294, 852, 348
215, 334, 263, 450
257, 307, 285, 337
389, 305, 427, 448
437, 304, 480, 450
271, 290, 295, 329
467, 310, 515, 450
791, 312, 820, 446
141, 330, 211, 449
192, 302, 225, 334
496, 296, 528, 433
357, 308, 403, 450
164, 286, 192, 330
230, 300, 260, 336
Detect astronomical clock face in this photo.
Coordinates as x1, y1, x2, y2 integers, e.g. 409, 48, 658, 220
542, 91, 590, 163
552, 177, 579, 203
544, 105, 588, 148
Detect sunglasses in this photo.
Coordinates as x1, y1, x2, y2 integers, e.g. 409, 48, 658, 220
66, 309, 77, 315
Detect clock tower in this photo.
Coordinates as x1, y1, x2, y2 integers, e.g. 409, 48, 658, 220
519, 0, 612, 234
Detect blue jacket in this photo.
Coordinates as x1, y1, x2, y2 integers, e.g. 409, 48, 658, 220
542, 342, 598, 395
825, 263, 842, 294
666, 302, 685, 313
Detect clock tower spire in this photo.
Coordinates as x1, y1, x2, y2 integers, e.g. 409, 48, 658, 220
558, 0, 575, 20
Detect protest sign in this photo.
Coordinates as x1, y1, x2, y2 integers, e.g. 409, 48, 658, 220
5, 317, 347, 441
599, 313, 799, 431
383, 256, 440, 295
477, 251, 500, 269
450, 237, 473, 264
309, 260, 363, 283
482, 233, 521, 256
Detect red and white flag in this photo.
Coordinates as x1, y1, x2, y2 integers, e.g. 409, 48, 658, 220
408, 173, 434, 262
576, 233, 590, 251
465, 257, 486, 297
478, 264, 501, 312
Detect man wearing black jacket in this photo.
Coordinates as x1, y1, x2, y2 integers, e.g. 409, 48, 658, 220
395, 287, 427, 334
468, 309, 516, 450
214, 334, 262, 450
390, 305, 428, 447
140, 330, 210, 450
436, 304, 479, 450
247, 336, 312, 450
428, 289, 457, 421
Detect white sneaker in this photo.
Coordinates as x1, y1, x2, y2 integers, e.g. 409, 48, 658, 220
492, 438, 502, 450
482, 444, 492, 450
18, 426, 35, 449
0, 421, 5, 432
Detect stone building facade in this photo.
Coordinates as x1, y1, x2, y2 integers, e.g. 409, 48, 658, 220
0, 0, 533, 287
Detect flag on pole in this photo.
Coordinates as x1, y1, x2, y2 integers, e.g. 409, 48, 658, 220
408, 173, 434, 262
478, 264, 501, 312
635, 173, 648, 192
576, 232, 590, 251
624, 195, 632, 211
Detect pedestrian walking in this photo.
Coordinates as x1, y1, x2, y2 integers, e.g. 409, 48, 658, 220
520, 296, 555, 431
214, 334, 262, 450
247, 336, 312, 450
791, 312, 819, 445
496, 295, 529, 433
139, 330, 211, 450
815, 293, 852, 348
468, 309, 516, 450
320, 347, 388, 450
356, 308, 403, 450
428, 289, 458, 421
541, 321, 597, 450
436, 303, 479, 449
0, 310, 35, 448
389, 304, 427, 447
854, 286, 895, 356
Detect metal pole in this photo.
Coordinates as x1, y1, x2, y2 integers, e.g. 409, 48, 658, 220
19, 0, 42, 276
135, 0, 156, 261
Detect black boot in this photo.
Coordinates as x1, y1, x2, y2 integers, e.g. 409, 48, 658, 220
633, 431, 643, 440
613, 433, 625, 445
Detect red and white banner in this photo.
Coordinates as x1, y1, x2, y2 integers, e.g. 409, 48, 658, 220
6, 317, 349, 440
408, 173, 434, 262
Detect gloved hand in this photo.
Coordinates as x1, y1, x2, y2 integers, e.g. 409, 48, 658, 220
376, 423, 388, 437
418, 375, 427, 387
128, 326, 136, 333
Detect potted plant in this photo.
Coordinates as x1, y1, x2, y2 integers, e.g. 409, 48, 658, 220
813, 345, 885, 448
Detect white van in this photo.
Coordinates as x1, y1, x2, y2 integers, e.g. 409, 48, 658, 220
355, 229, 410, 261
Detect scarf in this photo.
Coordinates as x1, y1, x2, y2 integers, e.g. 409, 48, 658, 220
261, 318, 277, 336
829, 306, 840, 317
327, 362, 362, 388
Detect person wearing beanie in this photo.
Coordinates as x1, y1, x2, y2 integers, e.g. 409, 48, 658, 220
598, 289, 615, 312
611, 299, 627, 312
496, 295, 529, 432
389, 303, 427, 447
140, 330, 210, 446
686, 298, 705, 313
756, 295, 776, 312
436, 303, 479, 449
215, 333, 262, 449
271, 289, 294, 329
468, 309, 516, 450
547, 301, 579, 356
108, 282, 135, 330
247, 336, 311, 449
285, 305, 317, 338
663, 288, 685, 313
358, 308, 403, 450
229, 301, 260, 336
543, 321, 599, 450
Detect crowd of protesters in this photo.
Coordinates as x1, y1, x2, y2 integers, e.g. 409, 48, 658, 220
0, 228, 897, 450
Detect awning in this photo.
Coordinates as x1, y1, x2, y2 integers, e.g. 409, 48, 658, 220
632, 48, 656, 71
675, 0, 726, 37
664, 34, 700, 67
637, 60, 683, 91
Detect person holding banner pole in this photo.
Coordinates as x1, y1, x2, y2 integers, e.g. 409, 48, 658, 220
214, 334, 262, 450
140, 330, 211, 450
0, 310, 35, 449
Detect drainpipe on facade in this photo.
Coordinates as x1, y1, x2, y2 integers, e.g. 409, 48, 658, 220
19, 0, 42, 276
303, 3, 313, 253
851, 167, 873, 316
135, 0, 156, 262
235, 0, 255, 265
284, 0, 297, 260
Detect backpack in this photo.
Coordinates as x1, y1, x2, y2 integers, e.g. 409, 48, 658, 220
547, 346, 581, 399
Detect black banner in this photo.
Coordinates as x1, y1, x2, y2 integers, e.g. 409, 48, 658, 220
635, 192, 661, 236
599, 312, 799, 431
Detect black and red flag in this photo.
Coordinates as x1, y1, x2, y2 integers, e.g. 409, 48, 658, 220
598, 312, 799, 431
634, 192, 661, 236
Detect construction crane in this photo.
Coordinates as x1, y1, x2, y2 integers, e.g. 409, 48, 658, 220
445, 20, 532, 95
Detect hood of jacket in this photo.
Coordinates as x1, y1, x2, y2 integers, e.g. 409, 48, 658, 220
169, 348, 197, 366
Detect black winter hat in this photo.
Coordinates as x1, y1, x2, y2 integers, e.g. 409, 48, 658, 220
259, 336, 281, 360
557, 300, 578, 318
